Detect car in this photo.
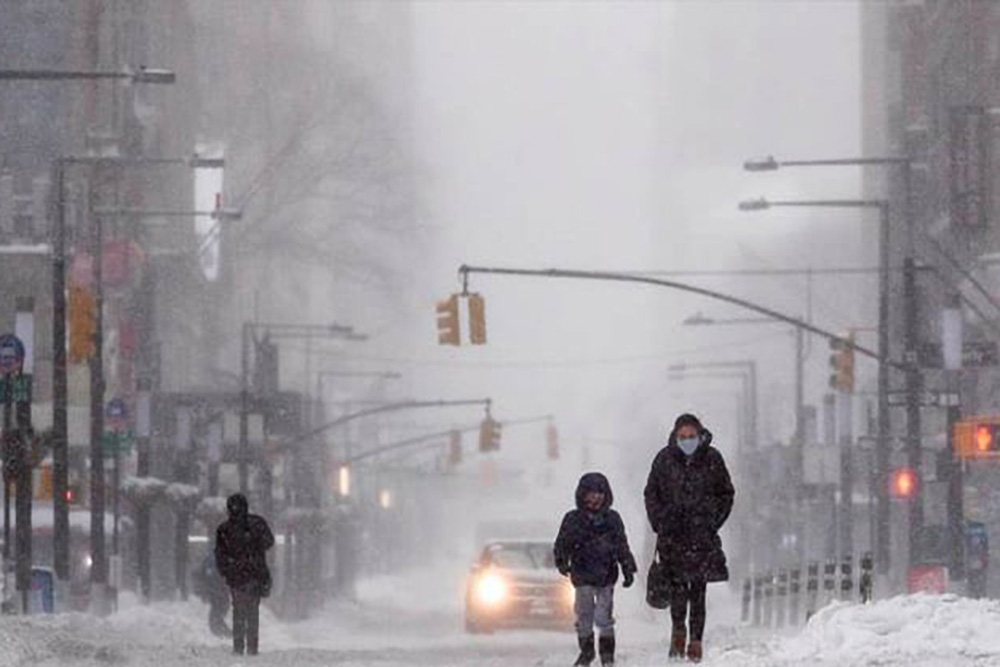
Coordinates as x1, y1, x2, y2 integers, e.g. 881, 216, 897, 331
464, 540, 574, 634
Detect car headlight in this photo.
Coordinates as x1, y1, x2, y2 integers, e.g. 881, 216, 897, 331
564, 581, 575, 607
475, 572, 508, 606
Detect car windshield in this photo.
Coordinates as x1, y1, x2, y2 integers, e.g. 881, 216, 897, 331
485, 543, 555, 570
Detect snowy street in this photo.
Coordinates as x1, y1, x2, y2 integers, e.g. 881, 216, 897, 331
4, 566, 1000, 667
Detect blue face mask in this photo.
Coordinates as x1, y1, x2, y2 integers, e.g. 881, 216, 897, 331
678, 436, 700, 456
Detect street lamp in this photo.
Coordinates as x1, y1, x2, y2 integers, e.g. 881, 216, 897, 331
51, 152, 217, 589
743, 153, 929, 581
739, 195, 893, 579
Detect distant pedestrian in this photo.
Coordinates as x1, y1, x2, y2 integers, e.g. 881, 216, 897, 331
193, 547, 232, 638
554, 472, 637, 667
644, 413, 735, 663
215, 493, 275, 656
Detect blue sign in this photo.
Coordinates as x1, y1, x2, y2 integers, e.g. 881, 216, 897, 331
0, 334, 25, 378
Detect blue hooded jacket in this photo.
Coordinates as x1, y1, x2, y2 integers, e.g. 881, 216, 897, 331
553, 472, 637, 588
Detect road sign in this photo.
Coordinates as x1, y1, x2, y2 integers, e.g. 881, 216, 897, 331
911, 341, 999, 368
0, 375, 32, 403
102, 431, 134, 458
887, 390, 960, 408
0, 335, 25, 378
106, 398, 128, 432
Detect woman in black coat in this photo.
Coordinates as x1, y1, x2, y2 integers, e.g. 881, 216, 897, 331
644, 413, 734, 663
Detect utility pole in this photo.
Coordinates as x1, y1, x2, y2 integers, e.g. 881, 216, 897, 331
89, 192, 107, 609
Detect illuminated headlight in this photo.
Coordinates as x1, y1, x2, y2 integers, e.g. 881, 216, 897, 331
84, 555, 93, 568
564, 582, 576, 607
475, 572, 508, 606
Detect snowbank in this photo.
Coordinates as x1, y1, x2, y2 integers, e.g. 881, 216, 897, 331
778, 594, 1000, 663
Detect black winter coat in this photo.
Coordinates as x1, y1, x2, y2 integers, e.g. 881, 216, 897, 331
215, 512, 275, 596
554, 472, 638, 588
644, 429, 735, 583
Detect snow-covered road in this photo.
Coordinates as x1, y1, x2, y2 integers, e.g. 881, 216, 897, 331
3, 567, 1000, 666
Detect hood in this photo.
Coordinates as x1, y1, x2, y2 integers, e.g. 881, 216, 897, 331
226, 493, 249, 520
575, 472, 613, 511
667, 427, 714, 454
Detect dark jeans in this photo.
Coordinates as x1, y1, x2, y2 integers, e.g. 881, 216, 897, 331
669, 579, 707, 641
231, 588, 261, 655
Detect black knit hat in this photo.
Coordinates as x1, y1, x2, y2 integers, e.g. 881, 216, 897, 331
673, 413, 703, 432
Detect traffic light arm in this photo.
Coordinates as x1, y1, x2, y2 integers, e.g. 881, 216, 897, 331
458, 265, 896, 367
350, 414, 555, 464
274, 398, 493, 455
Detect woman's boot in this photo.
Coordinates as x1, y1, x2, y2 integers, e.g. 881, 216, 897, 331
686, 640, 702, 663
668, 628, 686, 659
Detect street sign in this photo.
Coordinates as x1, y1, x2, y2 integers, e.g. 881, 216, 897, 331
0, 376, 32, 403
887, 390, 961, 408
911, 341, 999, 368
0, 335, 25, 378
106, 398, 128, 432
102, 432, 134, 458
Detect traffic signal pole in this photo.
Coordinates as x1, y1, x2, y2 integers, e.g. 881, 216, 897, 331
456, 265, 898, 367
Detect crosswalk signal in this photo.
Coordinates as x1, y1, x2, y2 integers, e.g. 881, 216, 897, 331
436, 294, 461, 346
468, 293, 487, 345
546, 423, 560, 461
828, 334, 855, 393
68, 286, 97, 363
479, 416, 502, 452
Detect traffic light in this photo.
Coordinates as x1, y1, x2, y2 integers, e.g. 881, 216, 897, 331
436, 294, 461, 346
546, 423, 560, 461
890, 467, 919, 500
975, 423, 998, 454
479, 416, 502, 452
448, 430, 463, 466
954, 418, 1000, 460
828, 334, 855, 393
468, 293, 487, 345
68, 286, 97, 363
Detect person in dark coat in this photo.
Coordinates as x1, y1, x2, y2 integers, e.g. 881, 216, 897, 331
555, 472, 638, 667
644, 413, 734, 663
215, 493, 275, 656
193, 546, 232, 638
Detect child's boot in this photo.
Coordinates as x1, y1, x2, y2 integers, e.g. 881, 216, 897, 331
668, 628, 686, 660
575, 634, 596, 666
598, 634, 615, 666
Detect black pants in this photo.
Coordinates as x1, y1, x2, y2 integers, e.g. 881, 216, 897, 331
669, 580, 707, 641
231, 589, 261, 654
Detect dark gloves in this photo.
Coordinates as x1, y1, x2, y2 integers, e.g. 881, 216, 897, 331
622, 571, 634, 588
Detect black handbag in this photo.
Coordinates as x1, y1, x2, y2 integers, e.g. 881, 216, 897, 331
645, 553, 672, 610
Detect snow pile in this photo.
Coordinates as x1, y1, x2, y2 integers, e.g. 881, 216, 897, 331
778, 594, 1000, 663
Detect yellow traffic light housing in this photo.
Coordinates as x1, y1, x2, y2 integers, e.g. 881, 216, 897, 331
68, 285, 97, 363
468, 293, 487, 345
479, 416, 502, 452
436, 294, 461, 346
828, 334, 855, 393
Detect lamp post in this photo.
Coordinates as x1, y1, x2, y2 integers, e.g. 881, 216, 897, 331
739, 196, 893, 580
77, 169, 230, 599
744, 155, 926, 580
